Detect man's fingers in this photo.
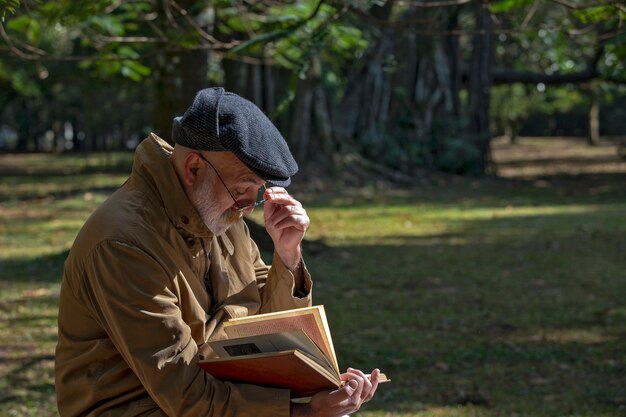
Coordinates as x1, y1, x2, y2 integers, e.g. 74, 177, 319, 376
263, 194, 309, 237
347, 368, 372, 401
263, 187, 302, 207
325, 379, 357, 404
268, 215, 309, 233
364, 369, 380, 402
341, 372, 364, 407
262, 188, 305, 226
265, 205, 306, 227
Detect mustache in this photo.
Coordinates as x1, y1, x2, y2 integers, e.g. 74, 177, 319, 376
224, 208, 243, 223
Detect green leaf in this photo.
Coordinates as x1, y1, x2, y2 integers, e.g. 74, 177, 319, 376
120, 60, 151, 81
263, 15, 301, 25
1, 0, 20, 19
5, 14, 30, 31
490, 0, 534, 13
89, 15, 125, 36
117, 45, 139, 59
229, 28, 292, 54
574, 6, 615, 24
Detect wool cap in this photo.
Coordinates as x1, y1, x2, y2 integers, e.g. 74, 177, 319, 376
172, 87, 298, 187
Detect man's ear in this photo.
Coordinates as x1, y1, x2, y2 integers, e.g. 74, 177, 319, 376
181, 152, 202, 187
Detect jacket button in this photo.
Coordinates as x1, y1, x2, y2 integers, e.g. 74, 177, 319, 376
181, 216, 189, 224
186, 237, 195, 247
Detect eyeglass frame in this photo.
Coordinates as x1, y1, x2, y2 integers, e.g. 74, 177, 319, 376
195, 152, 266, 213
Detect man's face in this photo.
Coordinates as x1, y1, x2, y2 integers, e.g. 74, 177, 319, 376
188, 174, 238, 235
188, 152, 265, 235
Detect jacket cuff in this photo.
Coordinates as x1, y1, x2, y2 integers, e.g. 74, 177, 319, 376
271, 252, 312, 299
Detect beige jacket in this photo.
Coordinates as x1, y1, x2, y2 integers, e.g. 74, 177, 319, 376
55, 134, 312, 416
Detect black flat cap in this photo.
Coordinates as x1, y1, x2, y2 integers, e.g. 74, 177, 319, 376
172, 87, 298, 187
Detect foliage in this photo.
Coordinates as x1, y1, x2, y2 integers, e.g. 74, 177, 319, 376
1, 0, 626, 173
486, 1, 626, 142
490, 83, 587, 136
491, 1, 626, 77
0, 0, 20, 19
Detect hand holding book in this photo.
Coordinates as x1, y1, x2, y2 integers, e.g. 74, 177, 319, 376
198, 305, 389, 399
291, 368, 382, 417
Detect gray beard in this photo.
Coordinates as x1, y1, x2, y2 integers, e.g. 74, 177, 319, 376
189, 176, 241, 236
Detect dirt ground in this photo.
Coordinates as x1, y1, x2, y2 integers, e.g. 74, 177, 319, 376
490, 136, 626, 195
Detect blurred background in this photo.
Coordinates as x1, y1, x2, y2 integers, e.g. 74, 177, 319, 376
0, 1, 625, 416
2, 0, 625, 174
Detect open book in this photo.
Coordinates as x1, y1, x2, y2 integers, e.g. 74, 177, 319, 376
198, 305, 388, 397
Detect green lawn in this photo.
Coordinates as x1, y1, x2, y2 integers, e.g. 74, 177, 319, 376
1, 140, 625, 416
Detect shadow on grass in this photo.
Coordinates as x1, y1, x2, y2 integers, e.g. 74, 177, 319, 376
496, 155, 623, 167
301, 172, 626, 212
306, 209, 626, 415
312, 244, 626, 415
0, 250, 68, 284
0, 353, 56, 404
0, 185, 120, 203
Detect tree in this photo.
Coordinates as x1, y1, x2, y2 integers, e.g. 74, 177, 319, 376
1, 0, 625, 176
490, 1, 626, 145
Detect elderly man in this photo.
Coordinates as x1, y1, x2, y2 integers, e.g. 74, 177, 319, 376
55, 87, 379, 417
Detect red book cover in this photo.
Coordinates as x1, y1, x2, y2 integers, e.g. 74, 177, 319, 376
199, 350, 340, 398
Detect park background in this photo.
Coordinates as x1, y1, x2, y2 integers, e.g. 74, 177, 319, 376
1, 1, 625, 416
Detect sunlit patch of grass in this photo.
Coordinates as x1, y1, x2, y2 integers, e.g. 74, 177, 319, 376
492, 137, 626, 178
0, 174, 128, 201
305, 201, 626, 244
508, 328, 616, 345
0, 152, 134, 175
0, 194, 108, 260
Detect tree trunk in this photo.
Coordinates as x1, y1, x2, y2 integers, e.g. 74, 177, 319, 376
289, 76, 315, 163
466, 2, 494, 174
588, 87, 600, 145
446, 10, 462, 119
16, 100, 31, 152
152, 49, 209, 142
334, 0, 395, 151
313, 83, 335, 170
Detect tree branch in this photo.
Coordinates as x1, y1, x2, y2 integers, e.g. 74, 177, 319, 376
0, 20, 41, 60
548, 0, 623, 9
169, 0, 224, 46
492, 43, 611, 86
395, 0, 473, 7
521, 0, 540, 29
492, 68, 597, 85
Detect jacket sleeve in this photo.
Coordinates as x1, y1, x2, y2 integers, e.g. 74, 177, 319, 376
82, 239, 291, 417
244, 226, 312, 314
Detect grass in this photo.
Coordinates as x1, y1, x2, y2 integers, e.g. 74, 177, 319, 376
1, 138, 625, 416
0, 153, 129, 416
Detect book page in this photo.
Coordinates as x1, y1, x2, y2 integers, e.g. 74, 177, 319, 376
209, 330, 335, 373
224, 306, 339, 373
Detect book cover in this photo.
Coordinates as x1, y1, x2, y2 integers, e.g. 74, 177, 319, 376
198, 350, 340, 398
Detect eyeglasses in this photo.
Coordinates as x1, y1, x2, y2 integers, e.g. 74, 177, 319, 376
196, 153, 266, 213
